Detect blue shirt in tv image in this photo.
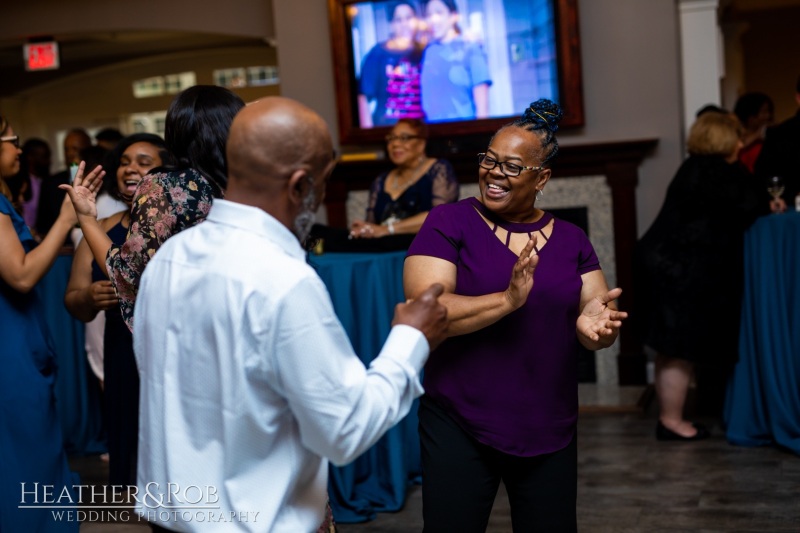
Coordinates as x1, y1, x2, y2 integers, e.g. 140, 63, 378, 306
420, 36, 491, 122
419, 0, 491, 122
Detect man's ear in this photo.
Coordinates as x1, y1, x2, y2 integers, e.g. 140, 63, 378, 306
287, 169, 309, 206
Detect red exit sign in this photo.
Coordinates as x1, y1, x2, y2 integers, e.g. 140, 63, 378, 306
24, 42, 60, 71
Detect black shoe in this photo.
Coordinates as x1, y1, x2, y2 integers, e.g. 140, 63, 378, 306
656, 421, 710, 441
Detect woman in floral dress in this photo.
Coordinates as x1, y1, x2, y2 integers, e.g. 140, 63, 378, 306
70, 85, 245, 330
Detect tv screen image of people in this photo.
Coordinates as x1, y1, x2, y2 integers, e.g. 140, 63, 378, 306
347, 0, 559, 128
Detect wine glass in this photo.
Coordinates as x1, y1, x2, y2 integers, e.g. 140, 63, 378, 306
767, 176, 785, 212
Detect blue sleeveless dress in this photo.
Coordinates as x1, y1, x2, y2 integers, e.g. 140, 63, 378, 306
91, 220, 139, 486
0, 194, 79, 532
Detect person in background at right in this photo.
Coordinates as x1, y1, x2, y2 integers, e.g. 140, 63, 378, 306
755, 74, 800, 211
635, 111, 778, 442
733, 92, 773, 174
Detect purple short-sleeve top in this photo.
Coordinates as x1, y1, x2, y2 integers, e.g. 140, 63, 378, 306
407, 197, 601, 456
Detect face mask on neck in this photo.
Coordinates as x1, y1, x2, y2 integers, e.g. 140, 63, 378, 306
293, 176, 318, 246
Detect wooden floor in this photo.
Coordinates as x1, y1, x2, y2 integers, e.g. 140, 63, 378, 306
73, 409, 800, 532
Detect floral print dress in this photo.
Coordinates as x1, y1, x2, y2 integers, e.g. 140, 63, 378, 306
105, 167, 220, 331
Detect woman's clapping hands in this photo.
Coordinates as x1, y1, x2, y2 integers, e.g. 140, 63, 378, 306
503, 237, 538, 310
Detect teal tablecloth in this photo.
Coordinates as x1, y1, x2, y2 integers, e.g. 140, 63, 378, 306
724, 212, 800, 455
307, 251, 420, 523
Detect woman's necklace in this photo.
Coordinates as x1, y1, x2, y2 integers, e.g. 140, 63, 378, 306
392, 157, 427, 189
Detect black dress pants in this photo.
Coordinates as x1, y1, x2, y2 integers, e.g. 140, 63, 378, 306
419, 396, 577, 533
103, 308, 139, 486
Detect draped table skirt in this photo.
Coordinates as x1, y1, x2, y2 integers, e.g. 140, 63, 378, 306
724, 212, 800, 455
307, 250, 420, 523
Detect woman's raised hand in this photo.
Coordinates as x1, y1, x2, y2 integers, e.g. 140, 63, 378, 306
504, 236, 538, 310
59, 161, 106, 220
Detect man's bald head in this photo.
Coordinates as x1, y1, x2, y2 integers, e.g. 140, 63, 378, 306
226, 97, 334, 194
224, 97, 336, 240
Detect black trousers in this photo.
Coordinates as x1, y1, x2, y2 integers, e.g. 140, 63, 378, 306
419, 396, 577, 533
103, 308, 139, 486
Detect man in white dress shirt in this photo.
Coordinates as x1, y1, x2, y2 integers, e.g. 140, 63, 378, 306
132, 97, 448, 532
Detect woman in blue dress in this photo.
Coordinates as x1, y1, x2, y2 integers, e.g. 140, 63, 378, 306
0, 116, 101, 531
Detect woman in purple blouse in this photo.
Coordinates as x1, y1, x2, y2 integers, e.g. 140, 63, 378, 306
404, 99, 627, 531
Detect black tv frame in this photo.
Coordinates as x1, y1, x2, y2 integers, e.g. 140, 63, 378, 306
327, 0, 585, 145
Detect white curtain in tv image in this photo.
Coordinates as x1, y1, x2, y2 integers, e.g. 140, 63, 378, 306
348, 0, 558, 127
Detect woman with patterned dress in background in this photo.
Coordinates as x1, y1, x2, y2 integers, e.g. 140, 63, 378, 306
65, 85, 244, 331
349, 118, 458, 241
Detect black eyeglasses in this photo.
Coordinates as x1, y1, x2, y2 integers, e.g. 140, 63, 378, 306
0, 135, 20, 149
386, 134, 422, 144
477, 153, 542, 177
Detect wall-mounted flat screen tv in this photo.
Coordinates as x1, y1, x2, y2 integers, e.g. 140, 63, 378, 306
328, 0, 583, 144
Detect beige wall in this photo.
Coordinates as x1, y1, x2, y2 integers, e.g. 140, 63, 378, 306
273, 0, 339, 146
2, 46, 279, 164
563, 0, 684, 234
0, 0, 274, 41
273, 0, 685, 236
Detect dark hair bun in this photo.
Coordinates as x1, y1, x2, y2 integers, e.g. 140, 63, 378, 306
523, 99, 563, 133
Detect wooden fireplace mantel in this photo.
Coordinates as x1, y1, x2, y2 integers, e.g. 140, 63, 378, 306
325, 138, 658, 385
